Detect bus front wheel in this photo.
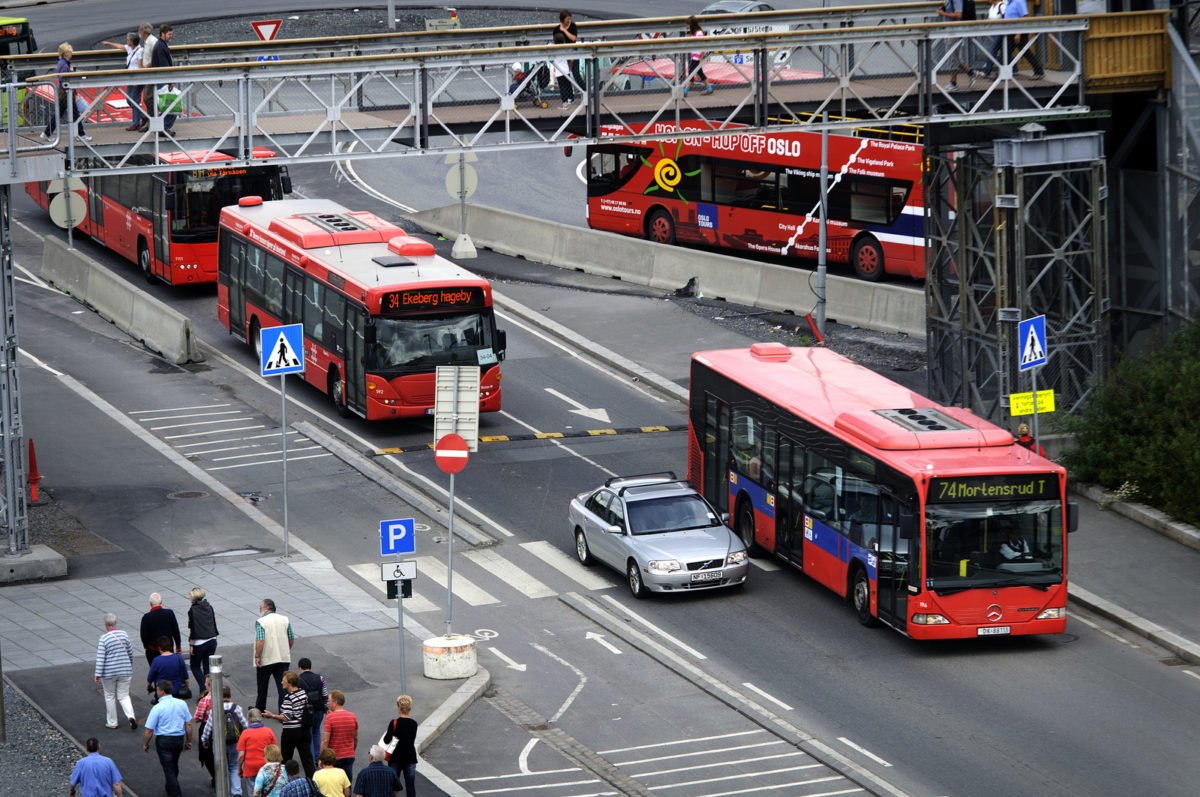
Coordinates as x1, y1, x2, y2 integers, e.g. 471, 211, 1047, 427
851, 566, 878, 627
138, 240, 155, 284
250, 318, 262, 360
850, 236, 885, 282
328, 368, 350, 418
646, 209, 676, 245
736, 501, 762, 558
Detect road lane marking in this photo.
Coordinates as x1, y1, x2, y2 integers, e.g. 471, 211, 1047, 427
599, 730, 764, 754
613, 740, 785, 766
837, 737, 892, 767
500, 410, 618, 477
1183, 670, 1200, 682
520, 541, 614, 591
136, 410, 244, 422
149, 417, 252, 431
348, 563, 439, 613
416, 555, 499, 606
208, 453, 332, 471
163, 425, 267, 440
628, 757, 817, 780
598, 595, 707, 660
130, 403, 232, 414
741, 682, 793, 710
176, 430, 302, 449
531, 643, 587, 723
1072, 614, 1139, 647
463, 549, 557, 599
209, 445, 322, 462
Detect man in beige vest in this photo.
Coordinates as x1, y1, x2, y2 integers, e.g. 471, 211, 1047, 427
253, 598, 294, 711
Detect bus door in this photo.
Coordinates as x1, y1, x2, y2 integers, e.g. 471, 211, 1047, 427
874, 495, 908, 629
226, 236, 246, 337
345, 307, 366, 414
151, 176, 170, 280
703, 395, 731, 514
775, 440, 805, 567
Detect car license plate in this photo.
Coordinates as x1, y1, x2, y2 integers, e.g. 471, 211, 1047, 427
691, 570, 723, 582
977, 626, 1011, 636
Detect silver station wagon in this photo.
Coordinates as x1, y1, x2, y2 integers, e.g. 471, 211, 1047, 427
568, 472, 749, 598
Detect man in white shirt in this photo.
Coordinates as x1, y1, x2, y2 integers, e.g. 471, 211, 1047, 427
134, 21, 157, 131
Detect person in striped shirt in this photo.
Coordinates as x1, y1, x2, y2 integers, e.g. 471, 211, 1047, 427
94, 613, 137, 731
264, 671, 314, 779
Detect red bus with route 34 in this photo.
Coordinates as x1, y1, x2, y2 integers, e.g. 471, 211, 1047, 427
689, 343, 1076, 639
26, 149, 290, 285
586, 121, 924, 281
217, 197, 506, 420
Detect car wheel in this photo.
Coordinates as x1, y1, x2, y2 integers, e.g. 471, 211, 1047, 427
574, 528, 592, 566
627, 560, 647, 599
646, 209, 676, 245
737, 501, 762, 557
851, 235, 885, 282
852, 566, 878, 627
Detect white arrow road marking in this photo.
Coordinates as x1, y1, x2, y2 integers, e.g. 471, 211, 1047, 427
586, 631, 622, 654
487, 647, 527, 672
544, 387, 612, 424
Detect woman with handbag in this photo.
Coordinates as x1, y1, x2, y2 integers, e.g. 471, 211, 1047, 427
253, 745, 289, 797
145, 636, 191, 701
380, 695, 419, 796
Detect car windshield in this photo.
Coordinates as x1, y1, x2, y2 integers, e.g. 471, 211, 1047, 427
626, 494, 720, 535
926, 500, 1064, 594
371, 312, 497, 373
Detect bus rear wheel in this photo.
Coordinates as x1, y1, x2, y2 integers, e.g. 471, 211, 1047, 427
138, 240, 155, 284
646, 209, 676, 245
851, 236, 885, 282
250, 318, 262, 360
852, 566, 878, 627
328, 368, 350, 417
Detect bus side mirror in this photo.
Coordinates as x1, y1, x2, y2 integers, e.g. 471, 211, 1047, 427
364, 322, 376, 347
496, 328, 507, 361
898, 507, 918, 540
164, 185, 183, 217
1067, 500, 1079, 533
281, 167, 293, 195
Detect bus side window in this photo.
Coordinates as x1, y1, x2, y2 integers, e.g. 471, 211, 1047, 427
263, 253, 285, 318
303, 279, 323, 341
324, 289, 346, 354
284, 267, 304, 325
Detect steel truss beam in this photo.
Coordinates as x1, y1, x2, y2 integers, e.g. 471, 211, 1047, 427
0, 184, 27, 556
926, 131, 1108, 427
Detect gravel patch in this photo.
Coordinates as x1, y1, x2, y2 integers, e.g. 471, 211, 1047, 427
0, 681, 81, 797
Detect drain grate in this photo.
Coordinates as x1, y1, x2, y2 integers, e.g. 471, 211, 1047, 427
167, 490, 209, 500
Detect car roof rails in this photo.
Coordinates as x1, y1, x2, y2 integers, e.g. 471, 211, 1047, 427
618, 479, 694, 498
604, 471, 677, 488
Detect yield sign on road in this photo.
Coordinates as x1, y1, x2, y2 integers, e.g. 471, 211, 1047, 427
435, 433, 470, 474
251, 19, 283, 41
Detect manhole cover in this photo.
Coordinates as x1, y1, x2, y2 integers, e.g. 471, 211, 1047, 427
167, 490, 209, 500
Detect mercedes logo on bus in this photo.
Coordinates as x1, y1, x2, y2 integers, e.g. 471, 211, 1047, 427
986, 604, 1004, 623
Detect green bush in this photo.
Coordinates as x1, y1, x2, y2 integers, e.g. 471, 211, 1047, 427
1058, 323, 1200, 526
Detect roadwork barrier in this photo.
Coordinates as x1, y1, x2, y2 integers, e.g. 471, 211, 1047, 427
408, 205, 926, 338
41, 236, 204, 365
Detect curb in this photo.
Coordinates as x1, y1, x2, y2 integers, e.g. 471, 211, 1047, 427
414, 666, 492, 797
1071, 483, 1200, 552
1068, 586, 1200, 665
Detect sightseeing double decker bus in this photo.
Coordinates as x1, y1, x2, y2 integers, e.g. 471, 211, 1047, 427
586, 121, 924, 281
689, 343, 1076, 639
217, 197, 506, 420
26, 150, 291, 285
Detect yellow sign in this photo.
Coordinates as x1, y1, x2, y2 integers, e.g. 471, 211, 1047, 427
1009, 389, 1056, 416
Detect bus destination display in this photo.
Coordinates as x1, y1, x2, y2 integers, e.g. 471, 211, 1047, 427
929, 474, 1059, 503
382, 286, 485, 312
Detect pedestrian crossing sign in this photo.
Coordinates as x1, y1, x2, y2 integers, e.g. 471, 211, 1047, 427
260, 324, 305, 377
1017, 315, 1047, 372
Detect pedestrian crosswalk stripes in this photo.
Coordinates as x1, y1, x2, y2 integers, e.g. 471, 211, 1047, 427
415, 555, 501, 606
520, 541, 615, 591
462, 548, 557, 599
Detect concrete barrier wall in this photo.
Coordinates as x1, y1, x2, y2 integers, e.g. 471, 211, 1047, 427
41, 236, 204, 365
409, 205, 925, 339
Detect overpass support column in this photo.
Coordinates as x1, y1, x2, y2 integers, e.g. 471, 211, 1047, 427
0, 184, 29, 556
926, 127, 1108, 428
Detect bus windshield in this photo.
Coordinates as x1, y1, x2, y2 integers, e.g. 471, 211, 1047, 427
371, 311, 497, 373
172, 167, 281, 241
926, 500, 1064, 594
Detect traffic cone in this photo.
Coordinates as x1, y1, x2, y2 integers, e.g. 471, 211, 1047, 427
27, 438, 42, 502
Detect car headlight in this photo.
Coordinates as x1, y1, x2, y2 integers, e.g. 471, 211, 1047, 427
1036, 607, 1066, 620
646, 559, 681, 574
911, 613, 950, 625
726, 550, 747, 565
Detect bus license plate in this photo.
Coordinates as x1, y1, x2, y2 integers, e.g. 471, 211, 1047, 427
977, 626, 1011, 636
691, 571, 723, 582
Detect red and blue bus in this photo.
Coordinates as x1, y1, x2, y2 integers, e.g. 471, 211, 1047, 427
217, 197, 506, 420
689, 343, 1075, 639
26, 149, 290, 285
586, 121, 924, 281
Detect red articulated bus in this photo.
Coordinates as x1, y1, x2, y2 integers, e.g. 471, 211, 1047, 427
26, 149, 290, 285
586, 120, 925, 281
689, 343, 1076, 639
217, 197, 507, 420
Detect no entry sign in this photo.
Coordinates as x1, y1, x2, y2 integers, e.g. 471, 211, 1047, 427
435, 433, 470, 475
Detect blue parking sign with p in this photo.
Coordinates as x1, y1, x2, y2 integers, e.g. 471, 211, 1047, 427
380, 518, 416, 556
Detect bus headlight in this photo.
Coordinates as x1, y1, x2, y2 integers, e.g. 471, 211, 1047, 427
911, 613, 950, 625
1036, 607, 1066, 620
646, 559, 681, 574
726, 551, 747, 566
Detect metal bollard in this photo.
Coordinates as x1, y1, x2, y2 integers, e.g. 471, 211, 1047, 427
210, 654, 229, 797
